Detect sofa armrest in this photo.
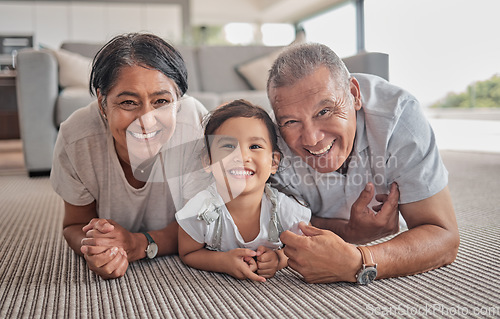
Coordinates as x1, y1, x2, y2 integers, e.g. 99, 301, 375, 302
16, 48, 59, 175
342, 52, 389, 81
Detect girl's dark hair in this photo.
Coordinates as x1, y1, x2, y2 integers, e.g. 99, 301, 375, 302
203, 99, 281, 164
90, 33, 188, 100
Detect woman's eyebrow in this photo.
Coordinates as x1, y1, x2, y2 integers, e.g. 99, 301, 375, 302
116, 91, 139, 98
152, 90, 173, 97
115, 90, 173, 98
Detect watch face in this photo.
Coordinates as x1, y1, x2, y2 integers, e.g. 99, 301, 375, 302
146, 242, 158, 259
358, 267, 377, 285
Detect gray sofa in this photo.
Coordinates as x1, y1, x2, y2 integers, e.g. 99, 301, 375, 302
15, 43, 388, 176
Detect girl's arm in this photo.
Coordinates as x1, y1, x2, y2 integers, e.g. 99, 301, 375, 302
178, 227, 266, 282
276, 248, 288, 270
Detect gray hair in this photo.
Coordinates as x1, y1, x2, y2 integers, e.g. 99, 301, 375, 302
266, 43, 351, 96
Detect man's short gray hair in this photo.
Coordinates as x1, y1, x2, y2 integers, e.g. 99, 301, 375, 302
267, 43, 351, 95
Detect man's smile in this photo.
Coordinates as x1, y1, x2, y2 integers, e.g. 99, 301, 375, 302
305, 139, 335, 156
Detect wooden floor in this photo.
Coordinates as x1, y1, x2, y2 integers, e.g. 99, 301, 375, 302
0, 139, 25, 175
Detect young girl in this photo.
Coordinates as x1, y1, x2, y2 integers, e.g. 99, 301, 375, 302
175, 99, 311, 282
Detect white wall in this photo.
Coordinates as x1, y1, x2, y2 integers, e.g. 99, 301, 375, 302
0, 1, 182, 49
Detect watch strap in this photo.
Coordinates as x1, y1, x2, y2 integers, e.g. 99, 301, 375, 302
142, 232, 155, 245
357, 246, 376, 267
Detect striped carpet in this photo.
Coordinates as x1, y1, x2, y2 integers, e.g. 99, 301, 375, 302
1, 150, 499, 318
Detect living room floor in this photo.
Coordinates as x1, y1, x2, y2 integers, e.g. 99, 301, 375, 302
1, 110, 499, 317
0, 139, 25, 175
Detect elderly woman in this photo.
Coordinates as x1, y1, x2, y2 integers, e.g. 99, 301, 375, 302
50, 33, 209, 279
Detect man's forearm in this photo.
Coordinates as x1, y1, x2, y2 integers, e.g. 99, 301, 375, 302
369, 224, 459, 279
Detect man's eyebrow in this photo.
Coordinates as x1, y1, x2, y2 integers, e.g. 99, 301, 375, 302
276, 98, 337, 122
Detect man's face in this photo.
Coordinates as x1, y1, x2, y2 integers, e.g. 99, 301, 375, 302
269, 66, 362, 173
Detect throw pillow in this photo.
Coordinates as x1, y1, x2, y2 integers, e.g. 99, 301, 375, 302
235, 30, 306, 90
52, 49, 92, 88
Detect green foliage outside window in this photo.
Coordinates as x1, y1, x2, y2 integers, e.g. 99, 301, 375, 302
431, 74, 500, 108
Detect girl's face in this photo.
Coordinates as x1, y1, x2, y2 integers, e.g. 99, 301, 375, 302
208, 117, 279, 202
98, 65, 178, 174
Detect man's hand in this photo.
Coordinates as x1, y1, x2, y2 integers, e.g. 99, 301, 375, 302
281, 222, 361, 283
81, 218, 143, 262
224, 249, 266, 282
81, 245, 129, 280
345, 182, 400, 244
255, 246, 280, 279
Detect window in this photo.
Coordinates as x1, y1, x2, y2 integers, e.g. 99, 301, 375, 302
300, 2, 357, 58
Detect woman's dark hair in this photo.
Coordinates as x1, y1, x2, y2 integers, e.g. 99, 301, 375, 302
90, 33, 188, 101
203, 99, 281, 165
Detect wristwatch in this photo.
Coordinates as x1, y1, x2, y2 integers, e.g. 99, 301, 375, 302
142, 232, 158, 259
355, 246, 377, 285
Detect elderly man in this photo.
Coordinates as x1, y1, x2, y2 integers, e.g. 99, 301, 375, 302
268, 43, 459, 284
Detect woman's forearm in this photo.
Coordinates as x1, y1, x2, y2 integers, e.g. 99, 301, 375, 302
62, 224, 87, 256
129, 221, 180, 262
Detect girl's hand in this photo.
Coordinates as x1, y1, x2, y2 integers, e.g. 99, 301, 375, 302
255, 246, 280, 279
225, 248, 266, 282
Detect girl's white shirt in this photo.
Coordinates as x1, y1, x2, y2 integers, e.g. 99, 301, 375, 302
176, 183, 311, 251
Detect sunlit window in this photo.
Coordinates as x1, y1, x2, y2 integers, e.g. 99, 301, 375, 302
224, 23, 255, 45
261, 23, 295, 46
300, 2, 356, 58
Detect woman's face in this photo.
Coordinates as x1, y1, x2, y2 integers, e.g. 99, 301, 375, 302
98, 65, 179, 171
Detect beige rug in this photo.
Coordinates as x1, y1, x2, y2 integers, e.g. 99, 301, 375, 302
1, 150, 499, 318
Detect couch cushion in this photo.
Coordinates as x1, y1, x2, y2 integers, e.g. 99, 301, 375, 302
196, 46, 282, 94
342, 52, 389, 81
56, 87, 96, 126
234, 31, 307, 90
234, 50, 282, 91
177, 46, 200, 93
60, 42, 103, 59
219, 90, 272, 114
52, 49, 92, 88
187, 91, 220, 112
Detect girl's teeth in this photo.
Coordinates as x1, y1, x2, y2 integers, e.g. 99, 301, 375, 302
230, 170, 254, 176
